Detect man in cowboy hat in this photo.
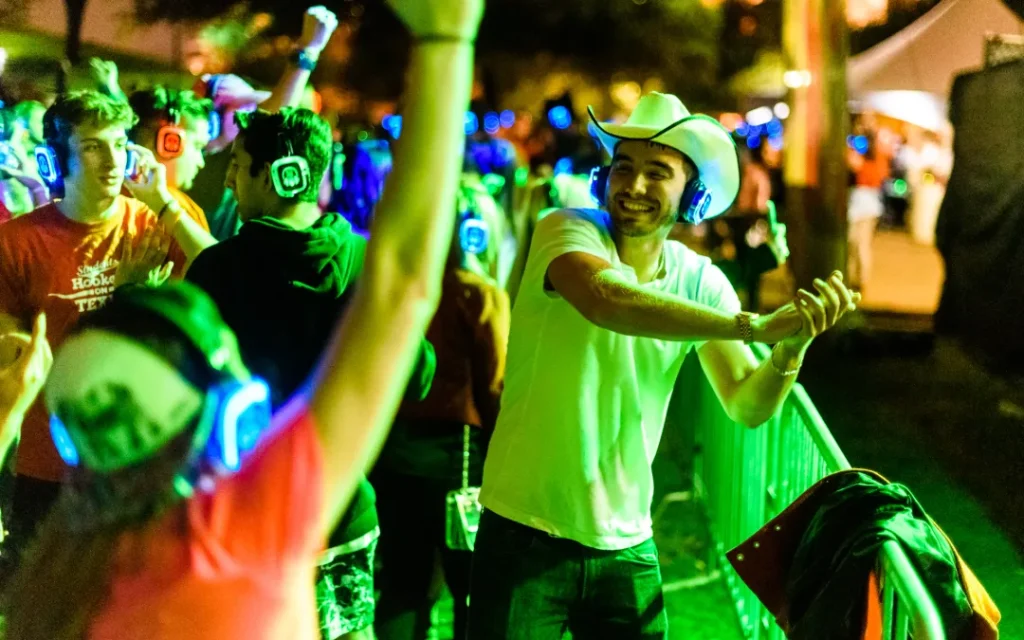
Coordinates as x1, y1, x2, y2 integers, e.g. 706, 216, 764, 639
468, 92, 860, 638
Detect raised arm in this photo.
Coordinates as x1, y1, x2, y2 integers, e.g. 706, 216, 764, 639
258, 6, 338, 112
307, 0, 482, 533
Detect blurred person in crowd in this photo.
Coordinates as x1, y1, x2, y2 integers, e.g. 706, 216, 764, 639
373, 177, 509, 640
0, 0, 481, 635
13, 100, 46, 147
333, 138, 393, 234
847, 135, 888, 292
0, 90, 215, 584
185, 107, 436, 640
468, 92, 860, 639
127, 86, 215, 232
704, 146, 789, 311
905, 126, 953, 246
188, 6, 339, 241
0, 107, 50, 217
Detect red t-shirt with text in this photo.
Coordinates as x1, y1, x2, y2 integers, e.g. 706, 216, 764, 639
89, 402, 326, 639
0, 196, 195, 480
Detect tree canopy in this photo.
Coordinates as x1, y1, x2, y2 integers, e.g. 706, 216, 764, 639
135, 0, 725, 101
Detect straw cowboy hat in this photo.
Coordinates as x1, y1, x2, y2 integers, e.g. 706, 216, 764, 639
588, 92, 740, 219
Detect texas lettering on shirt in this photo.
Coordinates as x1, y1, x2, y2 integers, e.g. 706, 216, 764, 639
48, 258, 119, 313
0, 197, 193, 481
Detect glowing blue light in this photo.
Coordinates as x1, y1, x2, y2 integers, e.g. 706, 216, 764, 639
766, 119, 784, 135
553, 157, 574, 176
496, 139, 516, 163
768, 136, 784, 150
548, 106, 572, 130
465, 111, 479, 136
853, 135, 869, 154
382, 114, 402, 139
735, 122, 750, 137
500, 109, 516, 128
484, 112, 500, 135
747, 136, 762, 149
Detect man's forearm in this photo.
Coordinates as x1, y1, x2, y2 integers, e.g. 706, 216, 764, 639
258, 64, 312, 113
593, 273, 744, 342
161, 204, 216, 265
727, 342, 804, 427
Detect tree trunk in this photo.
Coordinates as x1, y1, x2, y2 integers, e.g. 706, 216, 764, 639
782, 0, 849, 290
64, 0, 88, 66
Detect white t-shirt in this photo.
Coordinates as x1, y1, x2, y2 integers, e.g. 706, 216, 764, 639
479, 208, 741, 550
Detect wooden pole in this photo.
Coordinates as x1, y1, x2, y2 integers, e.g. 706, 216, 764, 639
782, 0, 849, 289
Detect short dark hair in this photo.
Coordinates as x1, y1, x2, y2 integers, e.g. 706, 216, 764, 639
43, 91, 138, 174
128, 86, 212, 141
235, 108, 332, 203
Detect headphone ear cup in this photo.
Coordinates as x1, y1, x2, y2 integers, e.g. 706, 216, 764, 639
197, 378, 271, 475
589, 166, 610, 206
156, 125, 186, 160
270, 156, 311, 198
459, 216, 490, 254
680, 179, 713, 225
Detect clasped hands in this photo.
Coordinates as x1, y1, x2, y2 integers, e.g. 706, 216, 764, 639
754, 271, 861, 356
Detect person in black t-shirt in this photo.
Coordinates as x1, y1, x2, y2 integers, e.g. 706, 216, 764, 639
187, 108, 435, 640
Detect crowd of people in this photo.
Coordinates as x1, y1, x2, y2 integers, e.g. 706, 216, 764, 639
0, 0, 861, 638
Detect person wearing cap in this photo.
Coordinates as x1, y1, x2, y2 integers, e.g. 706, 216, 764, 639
0, 0, 481, 635
188, 5, 338, 241
468, 92, 861, 638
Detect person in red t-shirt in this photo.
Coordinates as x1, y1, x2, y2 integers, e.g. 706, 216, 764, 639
0, 0, 482, 637
127, 86, 216, 231
0, 90, 216, 582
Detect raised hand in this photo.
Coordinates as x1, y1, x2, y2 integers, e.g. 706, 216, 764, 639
789, 271, 860, 345
88, 58, 123, 97
115, 230, 173, 288
298, 6, 339, 53
385, 0, 485, 39
0, 313, 52, 421
123, 144, 173, 213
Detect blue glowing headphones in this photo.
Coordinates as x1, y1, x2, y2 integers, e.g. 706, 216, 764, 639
458, 187, 489, 255
49, 284, 273, 496
588, 165, 714, 225
36, 146, 139, 191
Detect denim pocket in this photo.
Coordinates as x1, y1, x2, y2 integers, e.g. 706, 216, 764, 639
618, 539, 661, 567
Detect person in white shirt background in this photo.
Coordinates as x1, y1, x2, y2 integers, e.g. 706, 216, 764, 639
468, 92, 861, 640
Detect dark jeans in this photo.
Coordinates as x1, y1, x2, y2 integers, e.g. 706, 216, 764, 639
468, 511, 668, 640
371, 421, 490, 640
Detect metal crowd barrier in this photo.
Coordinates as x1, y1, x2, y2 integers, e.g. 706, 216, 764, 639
678, 345, 945, 640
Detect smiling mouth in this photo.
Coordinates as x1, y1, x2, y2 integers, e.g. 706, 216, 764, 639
618, 199, 656, 214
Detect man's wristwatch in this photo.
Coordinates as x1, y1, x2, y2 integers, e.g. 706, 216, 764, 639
736, 311, 758, 344
293, 48, 319, 72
